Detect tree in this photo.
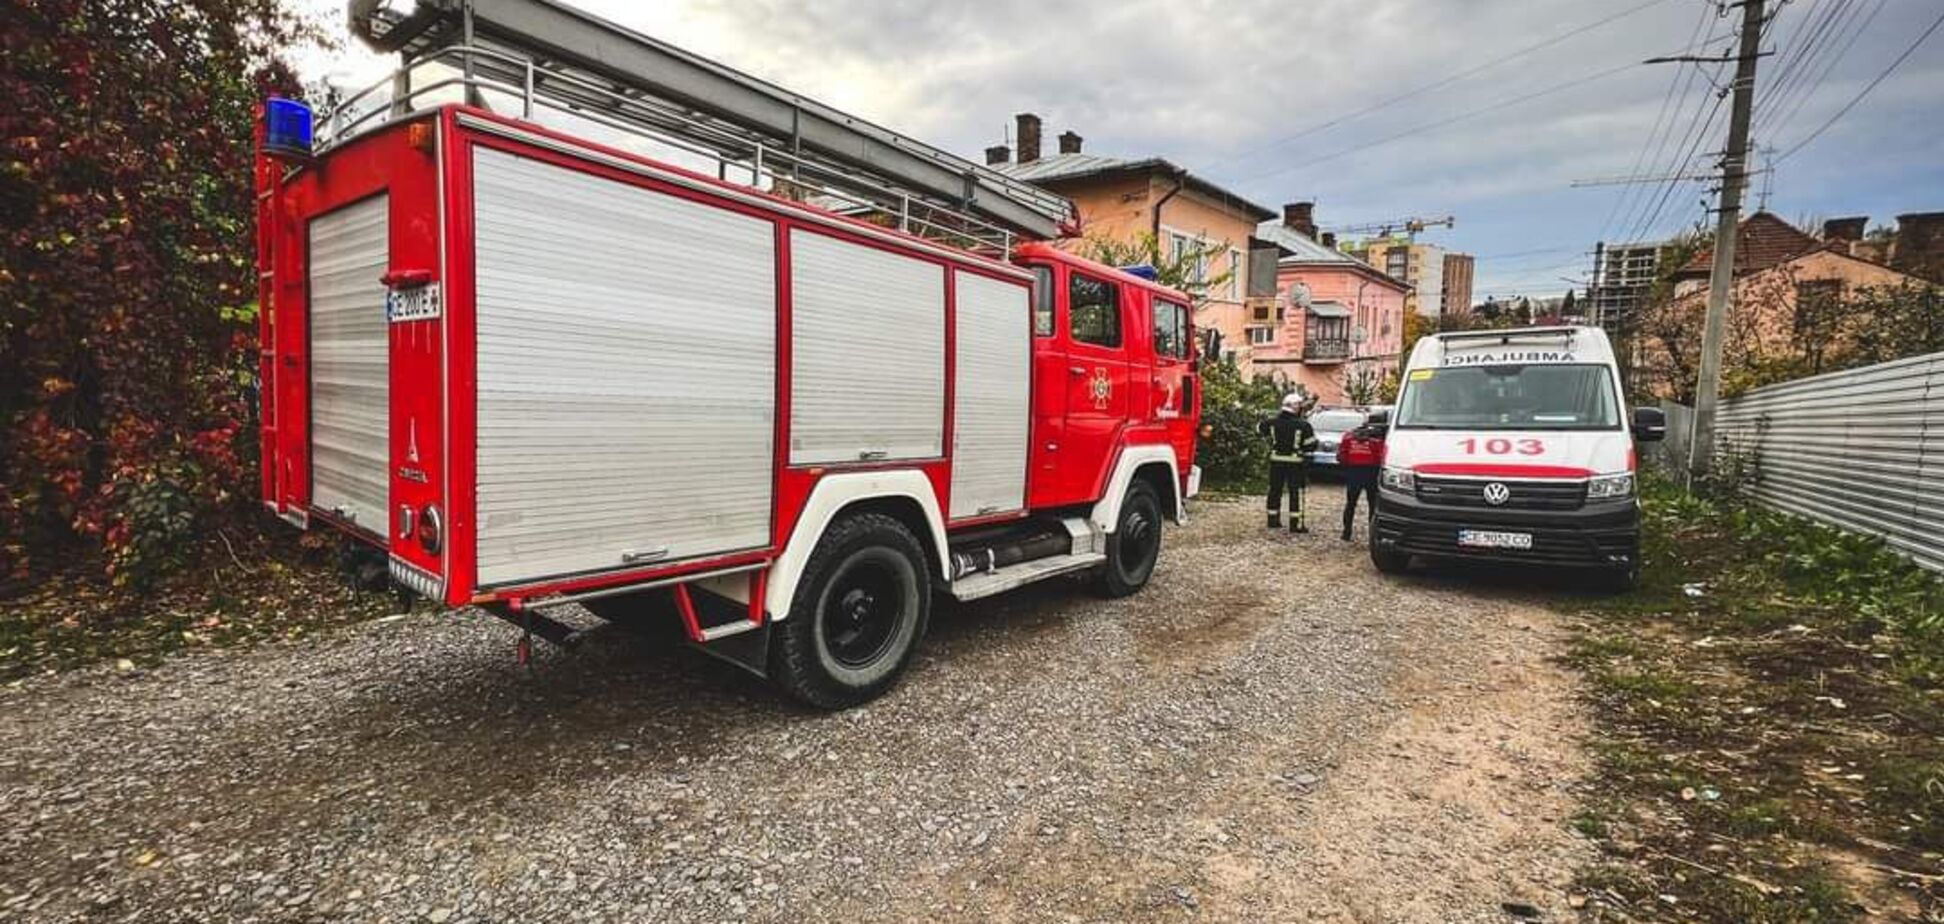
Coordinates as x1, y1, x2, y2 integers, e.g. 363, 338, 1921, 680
1074, 231, 1235, 307
1560, 289, 1577, 317
1, 1, 311, 585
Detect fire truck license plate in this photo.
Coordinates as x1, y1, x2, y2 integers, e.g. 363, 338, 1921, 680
1458, 529, 1533, 550
387, 284, 442, 323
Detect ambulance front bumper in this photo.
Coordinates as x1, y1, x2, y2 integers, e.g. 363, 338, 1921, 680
1372, 492, 1640, 570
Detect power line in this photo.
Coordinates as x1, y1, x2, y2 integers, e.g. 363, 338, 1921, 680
1203, 0, 1676, 173
1229, 61, 1642, 184
1774, 5, 1944, 163
1755, 0, 1858, 127
1758, 0, 1887, 143
1591, 0, 1720, 249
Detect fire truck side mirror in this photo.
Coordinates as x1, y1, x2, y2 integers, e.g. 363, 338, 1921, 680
1199, 328, 1223, 365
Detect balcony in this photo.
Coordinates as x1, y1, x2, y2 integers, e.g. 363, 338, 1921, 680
1303, 337, 1351, 363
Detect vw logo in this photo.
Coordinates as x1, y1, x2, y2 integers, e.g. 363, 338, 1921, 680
1482, 482, 1512, 506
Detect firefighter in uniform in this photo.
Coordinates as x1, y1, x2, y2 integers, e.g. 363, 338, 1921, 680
1259, 393, 1320, 532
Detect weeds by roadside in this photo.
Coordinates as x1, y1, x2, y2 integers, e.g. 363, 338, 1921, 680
0, 523, 398, 683
1566, 474, 1943, 922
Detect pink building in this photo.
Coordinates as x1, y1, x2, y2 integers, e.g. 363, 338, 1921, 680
1247, 206, 1411, 406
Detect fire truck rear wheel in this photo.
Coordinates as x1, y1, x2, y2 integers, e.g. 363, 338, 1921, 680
770, 512, 931, 710
1095, 479, 1163, 598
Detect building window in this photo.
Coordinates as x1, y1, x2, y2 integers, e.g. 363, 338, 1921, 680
1226, 248, 1243, 301
1384, 249, 1408, 281
1247, 326, 1275, 346
1069, 271, 1121, 348
1153, 300, 1189, 359
1169, 230, 1210, 286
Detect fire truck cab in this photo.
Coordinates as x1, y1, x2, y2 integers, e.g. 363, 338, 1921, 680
254, 1, 1201, 708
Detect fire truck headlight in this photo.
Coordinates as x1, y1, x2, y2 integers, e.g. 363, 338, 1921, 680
416, 503, 443, 555
1586, 473, 1635, 501
1379, 466, 1416, 494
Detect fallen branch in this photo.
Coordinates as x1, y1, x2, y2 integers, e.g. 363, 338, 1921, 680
218, 530, 256, 575
1649, 850, 1779, 896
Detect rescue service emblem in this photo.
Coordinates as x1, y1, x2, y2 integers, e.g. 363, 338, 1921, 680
1089, 367, 1113, 409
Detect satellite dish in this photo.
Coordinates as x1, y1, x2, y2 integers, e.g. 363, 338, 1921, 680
1286, 281, 1313, 310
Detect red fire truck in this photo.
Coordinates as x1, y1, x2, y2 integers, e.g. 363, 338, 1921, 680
256, 0, 1201, 708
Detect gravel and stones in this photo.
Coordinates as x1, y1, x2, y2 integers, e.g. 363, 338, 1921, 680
0, 493, 1593, 922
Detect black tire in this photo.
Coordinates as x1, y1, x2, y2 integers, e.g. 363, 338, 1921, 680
769, 512, 931, 710
1598, 561, 1642, 594
1370, 543, 1411, 575
1095, 479, 1164, 598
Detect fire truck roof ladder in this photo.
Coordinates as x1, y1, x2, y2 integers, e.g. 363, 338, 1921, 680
338, 0, 1072, 255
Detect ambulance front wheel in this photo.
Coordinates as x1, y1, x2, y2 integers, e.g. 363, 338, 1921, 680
1095, 480, 1163, 598
770, 512, 931, 710
1370, 542, 1411, 575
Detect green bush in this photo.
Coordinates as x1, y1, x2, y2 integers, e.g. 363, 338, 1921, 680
1196, 358, 1286, 491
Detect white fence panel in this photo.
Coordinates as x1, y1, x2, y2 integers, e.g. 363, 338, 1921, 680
1713, 351, 1944, 573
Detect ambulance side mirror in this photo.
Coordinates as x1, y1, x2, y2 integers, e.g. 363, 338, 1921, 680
1632, 407, 1667, 442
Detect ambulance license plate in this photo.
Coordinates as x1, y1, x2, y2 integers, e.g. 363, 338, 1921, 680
1458, 529, 1533, 550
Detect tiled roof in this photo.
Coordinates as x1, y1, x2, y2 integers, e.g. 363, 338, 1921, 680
994, 153, 1275, 221
1675, 212, 1822, 278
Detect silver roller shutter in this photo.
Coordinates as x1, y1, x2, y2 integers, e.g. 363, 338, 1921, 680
471, 148, 777, 587
308, 194, 391, 534
948, 271, 1030, 519
788, 229, 945, 464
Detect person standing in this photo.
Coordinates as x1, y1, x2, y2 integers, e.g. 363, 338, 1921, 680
1337, 415, 1387, 541
1259, 393, 1319, 532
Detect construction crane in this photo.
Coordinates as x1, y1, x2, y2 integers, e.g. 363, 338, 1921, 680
1322, 215, 1456, 240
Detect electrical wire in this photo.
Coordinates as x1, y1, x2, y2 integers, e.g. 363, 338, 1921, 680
1758, 0, 1887, 143
1774, 5, 1944, 163
1592, 0, 1721, 249
1203, 0, 1676, 173
1228, 61, 1643, 185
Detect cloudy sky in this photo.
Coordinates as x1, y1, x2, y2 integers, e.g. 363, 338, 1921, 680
298, 0, 1944, 298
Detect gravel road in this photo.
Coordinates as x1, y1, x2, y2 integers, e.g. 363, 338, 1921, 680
0, 492, 1595, 923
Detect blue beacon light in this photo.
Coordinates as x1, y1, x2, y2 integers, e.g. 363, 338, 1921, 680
263, 97, 314, 160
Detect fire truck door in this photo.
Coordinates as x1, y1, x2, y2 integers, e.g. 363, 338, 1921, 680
1149, 297, 1195, 466
1054, 268, 1130, 505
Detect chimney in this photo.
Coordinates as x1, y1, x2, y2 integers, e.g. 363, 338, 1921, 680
1058, 130, 1083, 154
1282, 201, 1317, 239
1320, 231, 1338, 249
1015, 113, 1042, 164
1823, 216, 1867, 243
984, 144, 1010, 166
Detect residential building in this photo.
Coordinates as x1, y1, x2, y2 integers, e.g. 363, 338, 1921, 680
1640, 211, 1938, 398
1441, 252, 1475, 322
1248, 204, 1412, 405
1590, 239, 1674, 335
990, 113, 1275, 370
1349, 238, 1451, 318
1827, 211, 1944, 282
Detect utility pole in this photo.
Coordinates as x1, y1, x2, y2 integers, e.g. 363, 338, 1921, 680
1688, 0, 1766, 481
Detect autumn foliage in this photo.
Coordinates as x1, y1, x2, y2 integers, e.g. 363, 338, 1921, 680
1, 0, 306, 588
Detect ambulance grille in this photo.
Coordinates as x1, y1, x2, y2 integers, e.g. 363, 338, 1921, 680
1415, 477, 1586, 511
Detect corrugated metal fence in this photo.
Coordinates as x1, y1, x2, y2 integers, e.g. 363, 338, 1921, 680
1708, 351, 1944, 573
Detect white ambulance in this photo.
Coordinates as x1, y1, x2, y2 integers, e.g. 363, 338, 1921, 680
1368, 326, 1666, 590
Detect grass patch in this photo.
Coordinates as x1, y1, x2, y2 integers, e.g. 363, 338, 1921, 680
1, 521, 399, 682
1562, 473, 1944, 920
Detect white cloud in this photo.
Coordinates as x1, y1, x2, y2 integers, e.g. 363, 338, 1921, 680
291, 0, 1944, 299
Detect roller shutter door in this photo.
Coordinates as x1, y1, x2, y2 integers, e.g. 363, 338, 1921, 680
472, 148, 778, 587
788, 229, 945, 464
308, 194, 391, 534
949, 271, 1030, 518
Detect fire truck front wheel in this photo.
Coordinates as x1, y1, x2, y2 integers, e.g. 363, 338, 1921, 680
770, 512, 932, 710
1095, 479, 1163, 598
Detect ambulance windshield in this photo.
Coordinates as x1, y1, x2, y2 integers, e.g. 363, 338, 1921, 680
1394, 363, 1620, 430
